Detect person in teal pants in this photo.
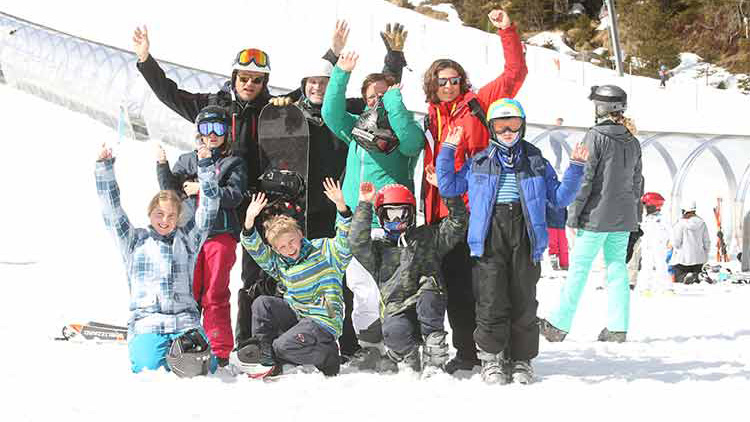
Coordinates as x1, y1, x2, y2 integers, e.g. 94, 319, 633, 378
540, 85, 644, 343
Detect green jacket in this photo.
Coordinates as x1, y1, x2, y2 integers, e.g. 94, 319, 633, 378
322, 66, 424, 226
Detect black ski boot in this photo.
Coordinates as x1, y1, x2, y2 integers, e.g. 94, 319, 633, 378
232, 337, 282, 378
597, 328, 627, 343
444, 355, 480, 374
477, 349, 509, 385
539, 318, 567, 342
510, 360, 535, 384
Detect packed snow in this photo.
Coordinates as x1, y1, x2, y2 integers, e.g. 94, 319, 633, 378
1, 1, 749, 420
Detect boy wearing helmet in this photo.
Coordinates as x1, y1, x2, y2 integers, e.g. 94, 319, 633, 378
436, 99, 588, 384
155, 106, 247, 365
638, 192, 673, 295
348, 170, 467, 376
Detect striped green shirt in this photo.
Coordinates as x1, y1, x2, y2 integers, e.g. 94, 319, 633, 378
240, 212, 352, 337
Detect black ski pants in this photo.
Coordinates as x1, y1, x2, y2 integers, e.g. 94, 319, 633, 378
442, 241, 478, 361
473, 203, 541, 360
673, 263, 704, 283
252, 295, 340, 376
382, 291, 446, 355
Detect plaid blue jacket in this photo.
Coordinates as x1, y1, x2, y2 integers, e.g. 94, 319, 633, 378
96, 157, 220, 336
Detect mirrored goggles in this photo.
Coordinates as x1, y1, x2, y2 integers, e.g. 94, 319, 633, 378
437, 76, 462, 87
198, 121, 227, 137
383, 205, 410, 222
491, 117, 523, 135
234, 48, 269, 67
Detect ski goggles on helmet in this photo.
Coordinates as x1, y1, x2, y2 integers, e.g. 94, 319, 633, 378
234, 48, 270, 68
437, 76, 462, 87
490, 117, 523, 135
198, 121, 227, 137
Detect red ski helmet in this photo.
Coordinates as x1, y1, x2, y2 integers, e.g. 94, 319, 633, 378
641, 192, 665, 209
375, 184, 416, 229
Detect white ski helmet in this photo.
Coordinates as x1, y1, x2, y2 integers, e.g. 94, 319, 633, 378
301, 59, 333, 89
232, 48, 271, 74
681, 199, 697, 213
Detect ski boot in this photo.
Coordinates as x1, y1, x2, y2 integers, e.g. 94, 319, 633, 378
231, 337, 282, 379
477, 349, 510, 385
349, 343, 398, 373
421, 331, 449, 378
388, 347, 421, 373
597, 328, 627, 343
510, 360, 535, 384
444, 354, 481, 374
550, 255, 561, 271
539, 318, 567, 342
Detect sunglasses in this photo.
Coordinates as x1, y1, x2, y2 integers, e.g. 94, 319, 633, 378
198, 121, 227, 137
237, 75, 265, 85
437, 76, 462, 87
492, 118, 523, 135
234, 48, 270, 67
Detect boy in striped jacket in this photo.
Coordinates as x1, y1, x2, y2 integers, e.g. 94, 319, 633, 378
235, 178, 352, 377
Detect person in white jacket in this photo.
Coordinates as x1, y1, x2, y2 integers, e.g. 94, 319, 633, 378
671, 199, 711, 284
639, 193, 672, 294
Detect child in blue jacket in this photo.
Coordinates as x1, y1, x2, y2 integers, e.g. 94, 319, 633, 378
436, 98, 587, 385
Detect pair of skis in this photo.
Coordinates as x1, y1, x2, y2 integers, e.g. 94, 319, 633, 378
714, 198, 730, 262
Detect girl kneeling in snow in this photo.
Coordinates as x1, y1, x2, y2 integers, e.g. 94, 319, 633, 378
95, 142, 220, 377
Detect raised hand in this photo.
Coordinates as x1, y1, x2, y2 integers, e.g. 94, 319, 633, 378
488, 9, 511, 30
332, 20, 350, 56
424, 164, 438, 188
336, 52, 359, 72
359, 182, 376, 204
156, 143, 167, 164
183, 181, 199, 196
571, 142, 589, 163
443, 126, 463, 146
98, 143, 113, 161
132, 26, 150, 62
244, 192, 268, 230
323, 178, 347, 212
380, 22, 407, 52
387, 83, 402, 92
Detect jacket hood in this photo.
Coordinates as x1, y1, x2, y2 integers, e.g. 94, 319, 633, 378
683, 215, 705, 231
591, 121, 634, 143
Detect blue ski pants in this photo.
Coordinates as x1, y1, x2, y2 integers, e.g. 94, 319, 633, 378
548, 230, 631, 333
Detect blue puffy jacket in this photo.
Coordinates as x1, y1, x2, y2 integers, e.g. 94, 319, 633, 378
437, 141, 584, 261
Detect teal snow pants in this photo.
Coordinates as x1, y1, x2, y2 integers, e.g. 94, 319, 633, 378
547, 230, 630, 333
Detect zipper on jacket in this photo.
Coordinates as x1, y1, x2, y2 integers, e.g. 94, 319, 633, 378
514, 162, 537, 262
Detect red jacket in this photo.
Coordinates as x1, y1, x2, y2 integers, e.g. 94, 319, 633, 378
423, 24, 527, 224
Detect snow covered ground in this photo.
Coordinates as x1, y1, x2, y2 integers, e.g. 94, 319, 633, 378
1, 1, 750, 420
2, 70, 750, 422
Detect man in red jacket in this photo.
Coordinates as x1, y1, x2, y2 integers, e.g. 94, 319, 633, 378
421, 8, 527, 373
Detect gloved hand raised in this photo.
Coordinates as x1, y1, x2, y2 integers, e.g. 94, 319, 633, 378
380, 22, 407, 52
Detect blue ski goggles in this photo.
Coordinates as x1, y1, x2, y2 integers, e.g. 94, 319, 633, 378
198, 121, 227, 137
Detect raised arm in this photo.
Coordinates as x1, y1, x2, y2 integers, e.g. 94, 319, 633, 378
348, 182, 380, 276
567, 132, 599, 228
322, 178, 353, 273
184, 146, 220, 249
476, 10, 528, 108
322, 53, 361, 144
239, 192, 280, 280
133, 26, 208, 123
380, 22, 408, 83
95, 145, 137, 262
546, 142, 587, 208
382, 85, 424, 157
436, 127, 470, 196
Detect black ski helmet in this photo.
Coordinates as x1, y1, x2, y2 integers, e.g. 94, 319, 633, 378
195, 105, 229, 127
588, 85, 627, 119
166, 328, 212, 378
351, 99, 399, 154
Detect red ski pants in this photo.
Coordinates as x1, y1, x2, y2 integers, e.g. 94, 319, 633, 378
547, 228, 569, 268
193, 233, 236, 359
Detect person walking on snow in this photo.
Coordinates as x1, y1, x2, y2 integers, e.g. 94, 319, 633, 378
436, 98, 587, 385
638, 192, 673, 295
155, 106, 247, 366
96, 142, 220, 377
234, 179, 352, 377
540, 84, 644, 344
421, 8, 527, 374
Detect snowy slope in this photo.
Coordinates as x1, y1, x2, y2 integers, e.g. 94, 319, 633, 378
3, 0, 749, 135
2, 71, 750, 422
